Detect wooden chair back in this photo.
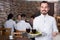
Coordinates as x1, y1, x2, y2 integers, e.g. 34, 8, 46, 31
3, 28, 11, 36
0, 28, 3, 35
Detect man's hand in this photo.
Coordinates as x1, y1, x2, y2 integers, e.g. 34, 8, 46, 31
52, 32, 58, 37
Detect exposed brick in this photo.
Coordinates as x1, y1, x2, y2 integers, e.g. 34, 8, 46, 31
0, 0, 60, 28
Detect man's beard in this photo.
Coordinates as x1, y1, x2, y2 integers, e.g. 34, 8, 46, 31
42, 13, 47, 15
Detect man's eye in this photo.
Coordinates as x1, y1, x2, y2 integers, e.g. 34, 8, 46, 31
41, 7, 43, 8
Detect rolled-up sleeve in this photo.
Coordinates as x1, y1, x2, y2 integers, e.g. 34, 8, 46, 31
52, 18, 58, 33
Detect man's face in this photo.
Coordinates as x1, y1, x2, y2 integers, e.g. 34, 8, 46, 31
17, 15, 21, 20
40, 3, 49, 15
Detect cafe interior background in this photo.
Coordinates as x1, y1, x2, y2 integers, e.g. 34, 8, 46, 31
0, 0, 60, 40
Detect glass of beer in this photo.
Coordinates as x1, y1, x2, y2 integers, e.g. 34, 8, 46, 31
32, 29, 36, 34
26, 28, 30, 33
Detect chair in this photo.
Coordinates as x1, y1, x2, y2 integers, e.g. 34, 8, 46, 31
3, 28, 11, 36
16, 30, 26, 32
56, 16, 60, 26
0, 28, 3, 35
13, 30, 26, 38
13, 32, 23, 38
13, 32, 30, 40
56, 16, 60, 32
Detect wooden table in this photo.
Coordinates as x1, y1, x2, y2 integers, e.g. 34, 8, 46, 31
0, 35, 30, 40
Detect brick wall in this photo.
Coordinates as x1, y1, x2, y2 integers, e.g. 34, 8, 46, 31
0, 1, 10, 28
0, 0, 40, 27
0, 0, 60, 27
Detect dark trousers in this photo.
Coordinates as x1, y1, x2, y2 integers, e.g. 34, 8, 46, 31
31, 38, 35, 40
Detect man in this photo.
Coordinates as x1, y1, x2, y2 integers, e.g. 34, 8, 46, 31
16, 14, 21, 23
33, 1, 58, 40
29, 15, 35, 27
16, 14, 32, 31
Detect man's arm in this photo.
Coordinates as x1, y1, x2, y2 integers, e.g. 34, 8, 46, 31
52, 18, 59, 37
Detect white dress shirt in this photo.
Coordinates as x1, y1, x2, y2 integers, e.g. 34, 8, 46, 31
33, 14, 58, 40
16, 20, 32, 31
4, 19, 16, 35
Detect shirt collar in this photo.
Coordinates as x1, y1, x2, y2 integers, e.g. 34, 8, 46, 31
9, 19, 13, 21
41, 14, 48, 18
20, 20, 25, 22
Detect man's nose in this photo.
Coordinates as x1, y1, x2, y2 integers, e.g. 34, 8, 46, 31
43, 7, 46, 10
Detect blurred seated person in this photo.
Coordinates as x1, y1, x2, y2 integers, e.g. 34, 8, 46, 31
29, 15, 35, 40
4, 13, 16, 35
15, 14, 32, 32
16, 14, 21, 23
29, 15, 35, 28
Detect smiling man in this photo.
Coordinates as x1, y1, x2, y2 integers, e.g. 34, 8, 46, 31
33, 1, 58, 40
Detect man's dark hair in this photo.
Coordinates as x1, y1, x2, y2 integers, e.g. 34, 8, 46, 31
21, 14, 26, 17
7, 13, 13, 20
40, 1, 50, 7
31, 15, 35, 19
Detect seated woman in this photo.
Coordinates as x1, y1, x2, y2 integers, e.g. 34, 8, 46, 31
4, 13, 16, 35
